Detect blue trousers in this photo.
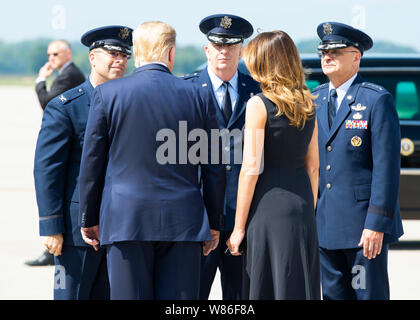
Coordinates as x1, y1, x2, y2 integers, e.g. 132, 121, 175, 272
53, 245, 109, 300
106, 241, 202, 300
320, 245, 389, 300
199, 231, 243, 300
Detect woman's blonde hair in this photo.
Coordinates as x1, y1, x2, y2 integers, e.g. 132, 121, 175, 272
132, 21, 176, 67
243, 31, 315, 129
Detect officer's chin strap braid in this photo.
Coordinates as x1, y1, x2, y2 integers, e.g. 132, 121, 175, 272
318, 39, 361, 50
89, 42, 131, 55
208, 34, 243, 45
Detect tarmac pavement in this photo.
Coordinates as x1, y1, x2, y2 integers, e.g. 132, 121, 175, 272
0, 86, 418, 300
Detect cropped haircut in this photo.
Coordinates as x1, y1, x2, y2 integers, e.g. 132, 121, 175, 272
50, 40, 71, 51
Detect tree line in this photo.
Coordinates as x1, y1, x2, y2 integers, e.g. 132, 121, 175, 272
0, 39, 417, 77
0, 40, 207, 77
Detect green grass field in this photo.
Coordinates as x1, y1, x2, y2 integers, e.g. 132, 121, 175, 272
0, 76, 37, 86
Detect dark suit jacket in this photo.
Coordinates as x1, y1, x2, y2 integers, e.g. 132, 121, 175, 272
79, 63, 226, 245
34, 80, 93, 246
313, 74, 404, 249
184, 69, 260, 230
35, 62, 85, 110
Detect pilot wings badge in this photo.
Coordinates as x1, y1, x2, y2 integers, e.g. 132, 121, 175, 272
351, 103, 367, 112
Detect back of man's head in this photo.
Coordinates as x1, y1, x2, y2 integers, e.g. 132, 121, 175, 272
132, 21, 176, 67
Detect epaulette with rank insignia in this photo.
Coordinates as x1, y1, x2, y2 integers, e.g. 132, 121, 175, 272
182, 72, 199, 80
58, 87, 86, 105
361, 82, 385, 92
311, 82, 328, 92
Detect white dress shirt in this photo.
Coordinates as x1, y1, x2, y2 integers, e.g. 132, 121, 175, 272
58, 61, 72, 75
207, 66, 239, 112
35, 61, 73, 84
329, 73, 358, 111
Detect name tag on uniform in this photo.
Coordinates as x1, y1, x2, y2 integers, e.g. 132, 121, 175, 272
345, 120, 368, 130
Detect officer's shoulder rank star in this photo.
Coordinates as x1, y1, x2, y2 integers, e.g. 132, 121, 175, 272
362, 82, 384, 91
59, 95, 67, 102
312, 83, 328, 92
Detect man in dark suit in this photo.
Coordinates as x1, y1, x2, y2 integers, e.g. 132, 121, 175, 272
33, 25, 133, 299
312, 22, 404, 299
184, 14, 260, 300
35, 40, 85, 110
79, 21, 225, 300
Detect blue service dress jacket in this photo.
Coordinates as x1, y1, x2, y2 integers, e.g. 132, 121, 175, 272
34, 80, 94, 246
184, 69, 260, 231
313, 74, 404, 249
79, 63, 226, 244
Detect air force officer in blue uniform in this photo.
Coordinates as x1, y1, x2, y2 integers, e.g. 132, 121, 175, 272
184, 14, 260, 300
312, 22, 403, 300
33, 25, 133, 299
79, 21, 225, 300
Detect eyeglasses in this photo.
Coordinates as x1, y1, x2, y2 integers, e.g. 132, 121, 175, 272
318, 50, 359, 59
95, 49, 131, 60
47, 52, 62, 58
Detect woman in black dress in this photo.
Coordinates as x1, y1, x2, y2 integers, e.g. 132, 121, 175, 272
227, 31, 321, 299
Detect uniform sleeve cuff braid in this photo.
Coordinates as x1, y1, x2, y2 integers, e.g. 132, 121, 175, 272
39, 215, 65, 236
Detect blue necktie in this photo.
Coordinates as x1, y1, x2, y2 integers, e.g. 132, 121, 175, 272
328, 88, 337, 128
222, 82, 232, 123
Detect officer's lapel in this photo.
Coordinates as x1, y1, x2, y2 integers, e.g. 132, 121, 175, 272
328, 96, 352, 140
83, 79, 94, 107
316, 89, 330, 136
327, 75, 363, 141
200, 69, 227, 128
227, 72, 249, 128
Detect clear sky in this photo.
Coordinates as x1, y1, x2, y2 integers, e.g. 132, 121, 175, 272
1, 0, 419, 51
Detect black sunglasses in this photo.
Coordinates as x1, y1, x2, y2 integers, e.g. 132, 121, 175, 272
47, 52, 61, 58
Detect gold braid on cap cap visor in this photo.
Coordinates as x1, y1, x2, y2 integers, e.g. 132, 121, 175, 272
318, 43, 348, 50
317, 39, 360, 50
208, 34, 242, 44
102, 44, 131, 55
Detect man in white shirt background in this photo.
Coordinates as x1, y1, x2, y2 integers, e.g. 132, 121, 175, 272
35, 40, 85, 110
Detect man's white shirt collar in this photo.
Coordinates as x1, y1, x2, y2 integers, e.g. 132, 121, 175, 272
207, 66, 239, 111
329, 73, 358, 111
59, 61, 72, 75
36, 61, 72, 83
207, 66, 238, 92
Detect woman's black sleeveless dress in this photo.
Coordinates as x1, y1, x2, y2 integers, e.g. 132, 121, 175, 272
245, 93, 320, 300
